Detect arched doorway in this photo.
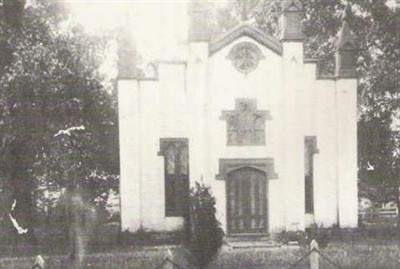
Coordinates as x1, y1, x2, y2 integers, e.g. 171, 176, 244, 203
227, 167, 267, 234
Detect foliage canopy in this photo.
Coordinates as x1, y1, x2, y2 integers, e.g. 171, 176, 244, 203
0, 0, 119, 231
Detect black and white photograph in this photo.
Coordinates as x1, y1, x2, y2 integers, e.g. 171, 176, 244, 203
0, 0, 400, 268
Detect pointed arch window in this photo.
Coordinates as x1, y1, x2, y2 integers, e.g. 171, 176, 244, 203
159, 138, 189, 217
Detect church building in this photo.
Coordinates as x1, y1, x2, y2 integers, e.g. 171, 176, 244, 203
117, 0, 358, 235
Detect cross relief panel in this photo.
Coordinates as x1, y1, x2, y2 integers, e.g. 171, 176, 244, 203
220, 99, 272, 146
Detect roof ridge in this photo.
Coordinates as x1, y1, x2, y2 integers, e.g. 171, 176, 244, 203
209, 23, 282, 56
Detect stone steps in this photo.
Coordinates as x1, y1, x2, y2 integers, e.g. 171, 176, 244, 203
224, 235, 283, 249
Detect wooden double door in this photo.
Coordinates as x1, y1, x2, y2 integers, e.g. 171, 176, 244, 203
227, 167, 268, 234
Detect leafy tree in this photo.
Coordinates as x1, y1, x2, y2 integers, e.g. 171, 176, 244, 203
0, 0, 119, 237
349, 2, 400, 222
358, 112, 397, 202
216, 0, 281, 37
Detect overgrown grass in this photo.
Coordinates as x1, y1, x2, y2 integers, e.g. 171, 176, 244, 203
0, 227, 183, 258
2, 241, 400, 269
3, 227, 400, 269
0, 249, 169, 269
212, 241, 400, 269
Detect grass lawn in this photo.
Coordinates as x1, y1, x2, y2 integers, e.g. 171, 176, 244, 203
2, 240, 400, 269
213, 241, 400, 269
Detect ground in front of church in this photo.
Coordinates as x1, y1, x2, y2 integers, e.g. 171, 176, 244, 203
1, 238, 400, 269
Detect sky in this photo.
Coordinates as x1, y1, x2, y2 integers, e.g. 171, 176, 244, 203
67, 1, 228, 61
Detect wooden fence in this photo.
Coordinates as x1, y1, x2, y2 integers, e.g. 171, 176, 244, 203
31, 241, 340, 269
30, 250, 182, 269
377, 207, 398, 217
359, 207, 398, 222
287, 240, 343, 269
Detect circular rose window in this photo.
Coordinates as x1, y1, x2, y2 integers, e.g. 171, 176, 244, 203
227, 42, 265, 74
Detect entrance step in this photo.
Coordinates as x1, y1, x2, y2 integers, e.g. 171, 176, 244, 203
224, 235, 282, 249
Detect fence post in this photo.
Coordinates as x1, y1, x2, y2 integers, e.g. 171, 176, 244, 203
161, 259, 175, 269
32, 255, 45, 269
160, 249, 178, 269
310, 240, 319, 269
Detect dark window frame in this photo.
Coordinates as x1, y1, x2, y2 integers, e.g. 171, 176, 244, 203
304, 136, 318, 214
158, 138, 189, 217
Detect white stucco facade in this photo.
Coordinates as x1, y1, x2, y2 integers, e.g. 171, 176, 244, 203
118, 18, 358, 235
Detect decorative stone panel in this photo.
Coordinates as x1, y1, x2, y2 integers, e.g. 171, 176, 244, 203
220, 99, 272, 146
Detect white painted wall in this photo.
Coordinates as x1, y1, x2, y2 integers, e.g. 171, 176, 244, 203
313, 79, 339, 227
206, 36, 285, 233
336, 79, 358, 227
118, 80, 141, 231
118, 32, 358, 233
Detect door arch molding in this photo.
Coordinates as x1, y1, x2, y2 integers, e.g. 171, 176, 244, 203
216, 158, 278, 181
227, 165, 266, 177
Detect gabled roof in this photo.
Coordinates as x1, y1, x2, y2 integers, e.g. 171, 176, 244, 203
209, 24, 283, 56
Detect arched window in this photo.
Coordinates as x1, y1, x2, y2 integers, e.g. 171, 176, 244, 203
159, 138, 189, 217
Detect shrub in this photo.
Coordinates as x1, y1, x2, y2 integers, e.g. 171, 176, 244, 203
305, 224, 333, 249
117, 228, 184, 246
184, 182, 224, 269
273, 230, 307, 246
